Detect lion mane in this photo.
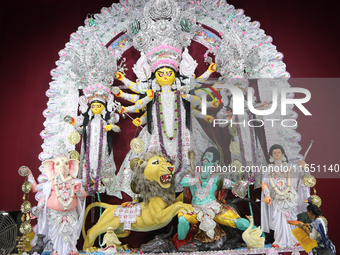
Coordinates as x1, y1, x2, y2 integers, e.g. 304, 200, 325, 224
131, 151, 176, 205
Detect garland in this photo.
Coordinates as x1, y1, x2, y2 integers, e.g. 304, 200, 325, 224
158, 91, 179, 140
195, 178, 215, 200
155, 90, 182, 174
85, 118, 104, 195
177, 90, 183, 174
54, 177, 74, 211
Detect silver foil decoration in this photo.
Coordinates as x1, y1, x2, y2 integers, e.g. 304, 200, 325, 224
232, 179, 249, 198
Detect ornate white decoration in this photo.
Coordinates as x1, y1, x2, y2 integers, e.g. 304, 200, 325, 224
180, 48, 198, 77
41, 0, 303, 197
132, 52, 151, 81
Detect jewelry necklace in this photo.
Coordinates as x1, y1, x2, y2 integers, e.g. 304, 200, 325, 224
195, 178, 214, 200
158, 91, 179, 140
54, 176, 75, 211
161, 87, 173, 107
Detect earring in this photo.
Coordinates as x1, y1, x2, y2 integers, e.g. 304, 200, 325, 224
269, 156, 274, 163
282, 155, 287, 162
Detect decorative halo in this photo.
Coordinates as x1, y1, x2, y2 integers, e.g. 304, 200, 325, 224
229, 141, 241, 155
130, 181, 140, 194
303, 174, 316, 188
68, 131, 81, 145
22, 181, 32, 194
130, 158, 141, 171
111, 86, 120, 95
230, 159, 242, 171
69, 150, 80, 160
130, 138, 145, 154
18, 166, 30, 177
310, 194, 322, 207
228, 124, 238, 137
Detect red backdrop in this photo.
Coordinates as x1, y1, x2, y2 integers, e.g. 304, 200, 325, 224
0, 0, 339, 251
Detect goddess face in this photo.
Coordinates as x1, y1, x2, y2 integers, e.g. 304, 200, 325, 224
272, 148, 284, 161
155, 67, 176, 86
91, 102, 105, 115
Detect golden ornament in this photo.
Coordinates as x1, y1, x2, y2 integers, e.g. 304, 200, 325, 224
130, 138, 145, 153
303, 174, 316, 188
310, 194, 322, 207
230, 160, 242, 171
19, 221, 32, 235
228, 124, 238, 136
130, 180, 140, 194
68, 131, 81, 145
229, 141, 241, 155
69, 150, 80, 160
24, 231, 35, 252
319, 216, 328, 226
21, 201, 31, 214
130, 158, 141, 171
22, 181, 32, 193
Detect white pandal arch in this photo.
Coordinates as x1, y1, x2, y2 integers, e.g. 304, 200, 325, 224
41, 0, 303, 198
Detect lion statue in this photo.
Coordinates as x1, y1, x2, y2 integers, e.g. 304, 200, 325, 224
82, 151, 193, 250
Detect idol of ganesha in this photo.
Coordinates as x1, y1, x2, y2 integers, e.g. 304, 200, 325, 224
28, 156, 87, 255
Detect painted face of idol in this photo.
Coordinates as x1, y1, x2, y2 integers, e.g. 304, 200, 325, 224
202, 151, 219, 173
155, 67, 176, 86
91, 102, 105, 115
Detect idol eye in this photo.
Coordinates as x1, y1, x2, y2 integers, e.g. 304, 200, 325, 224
97, 105, 101, 108
91, 105, 95, 108
166, 72, 172, 77
152, 159, 159, 165
56, 161, 60, 165
158, 73, 164, 77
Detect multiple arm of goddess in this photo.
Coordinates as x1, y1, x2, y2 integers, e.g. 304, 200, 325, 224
113, 63, 219, 126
